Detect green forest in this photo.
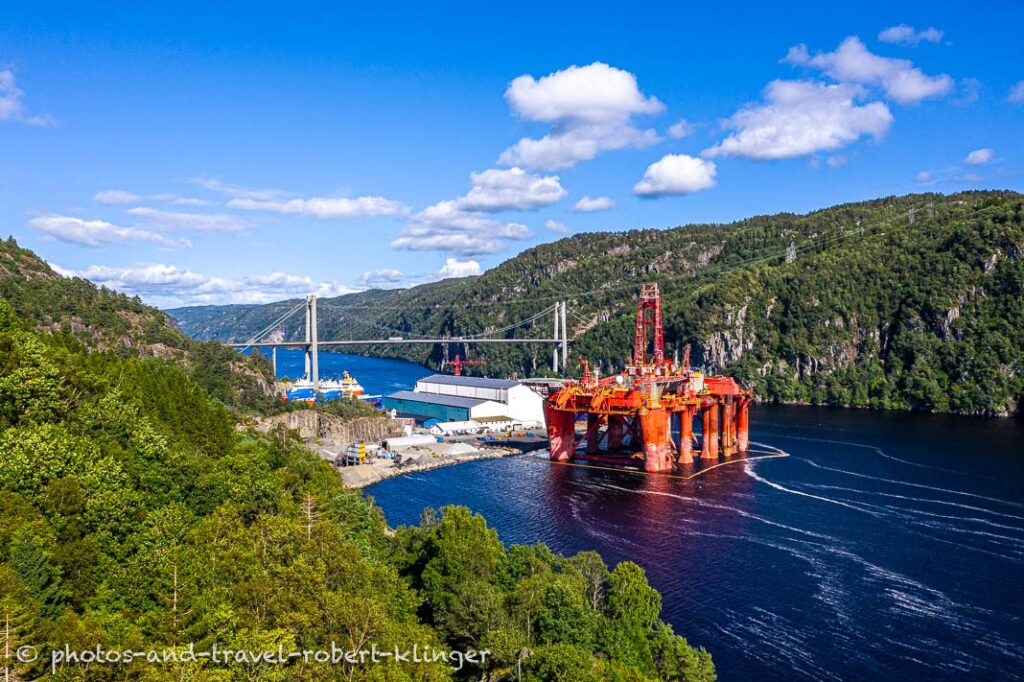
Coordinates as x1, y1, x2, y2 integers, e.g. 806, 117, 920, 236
0, 254, 714, 679
172, 191, 1024, 417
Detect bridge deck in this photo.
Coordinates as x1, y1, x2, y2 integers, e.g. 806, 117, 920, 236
229, 338, 560, 348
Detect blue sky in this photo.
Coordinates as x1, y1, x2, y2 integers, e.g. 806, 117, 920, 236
1, 1, 1022, 307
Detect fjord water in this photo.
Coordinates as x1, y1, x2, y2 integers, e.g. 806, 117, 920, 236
267, 347, 432, 395
369, 404, 1024, 680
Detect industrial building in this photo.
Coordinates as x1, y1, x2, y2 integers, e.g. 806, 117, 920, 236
383, 374, 545, 424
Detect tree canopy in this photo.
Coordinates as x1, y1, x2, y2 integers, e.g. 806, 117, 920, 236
0, 299, 714, 680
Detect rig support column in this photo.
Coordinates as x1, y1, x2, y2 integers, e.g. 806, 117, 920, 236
722, 396, 735, 456
737, 396, 750, 451
707, 400, 720, 460
700, 405, 711, 460
608, 415, 625, 450
271, 346, 277, 378
545, 405, 575, 462
677, 405, 695, 465
639, 407, 674, 473
586, 413, 601, 454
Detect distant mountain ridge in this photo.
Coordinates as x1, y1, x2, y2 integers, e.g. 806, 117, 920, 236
168, 191, 1024, 416
0, 237, 277, 412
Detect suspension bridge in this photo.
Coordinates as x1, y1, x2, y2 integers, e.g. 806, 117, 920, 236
228, 295, 573, 389
226, 198, 963, 391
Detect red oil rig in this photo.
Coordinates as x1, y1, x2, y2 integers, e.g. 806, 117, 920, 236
544, 283, 752, 473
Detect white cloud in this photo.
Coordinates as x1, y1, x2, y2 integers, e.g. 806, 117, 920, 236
826, 154, 849, 168
391, 200, 529, 256
499, 124, 659, 171
59, 263, 359, 307
498, 62, 664, 170
394, 167, 560, 256
437, 258, 482, 279
1008, 81, 1024, 103
0, 69, 55, 127
667, 119, 696, 139
455, 167, 567, 211
96, 190, 211, 207
785, 37, 953, 104
504, 61, 663, 123
953, 78, 981, 106
57, 263, 206, 292
704, 80, 892, 160
27, 215, 191, 249
228, 195, 409, 219
94, 189, 142, 205
572, 195, 615, 212
192, 178, 408, 219
544, 219, 572, 233
0, 70, 22, 121
189, 177, 288, 201
915, 166, 989, 186
963, 148, 994, 165
633, 154, 717, 197
395, 233, 502, 255
360, 269, 404, 288
878, 25, 944, 46
126, 207, 249, 232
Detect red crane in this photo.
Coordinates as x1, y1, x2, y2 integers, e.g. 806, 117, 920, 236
450, 354, 486, 376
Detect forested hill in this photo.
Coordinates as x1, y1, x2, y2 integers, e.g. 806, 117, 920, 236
172, 189, 1024, 413
0, 237, 278, 413
0, 251, 715, 680
170, 191, 1024, 417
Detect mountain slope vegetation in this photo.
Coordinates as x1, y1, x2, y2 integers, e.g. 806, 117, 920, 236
0, 248, 714, 679
0, 237, 279, 413
172, 191, 1024, 416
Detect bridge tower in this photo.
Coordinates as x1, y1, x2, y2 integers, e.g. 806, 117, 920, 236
303, 294, 319, 389
551, 302, 569, 372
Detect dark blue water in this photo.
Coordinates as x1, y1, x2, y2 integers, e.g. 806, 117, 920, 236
258, 347, 431, 396
368, 404, 1024, 680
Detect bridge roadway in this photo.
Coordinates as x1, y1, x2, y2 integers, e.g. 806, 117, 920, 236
228, 338, 560, 348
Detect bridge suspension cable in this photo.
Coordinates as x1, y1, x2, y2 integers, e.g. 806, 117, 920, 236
460, 303, 559, 339
238, 299, 307, 352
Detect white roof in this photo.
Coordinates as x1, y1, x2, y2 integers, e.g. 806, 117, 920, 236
431, 420, 480, 432
418, 374, 520, 389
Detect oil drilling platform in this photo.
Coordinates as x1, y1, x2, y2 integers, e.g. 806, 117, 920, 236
544, 283, 752, 473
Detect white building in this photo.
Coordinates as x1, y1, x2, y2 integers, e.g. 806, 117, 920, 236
410, 374, 545, 423
429, 417, 533, 436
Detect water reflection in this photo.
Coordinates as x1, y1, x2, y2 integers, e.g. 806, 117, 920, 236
369, 405, 1024, 680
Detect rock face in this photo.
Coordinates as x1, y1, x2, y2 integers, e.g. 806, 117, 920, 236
698, 303, 752, 370
248, 410, 403, 445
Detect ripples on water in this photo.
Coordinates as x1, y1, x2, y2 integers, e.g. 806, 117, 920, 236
368, 405, 1024, 680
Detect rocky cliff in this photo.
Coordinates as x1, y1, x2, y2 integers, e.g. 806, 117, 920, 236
246, 410, 404, 444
